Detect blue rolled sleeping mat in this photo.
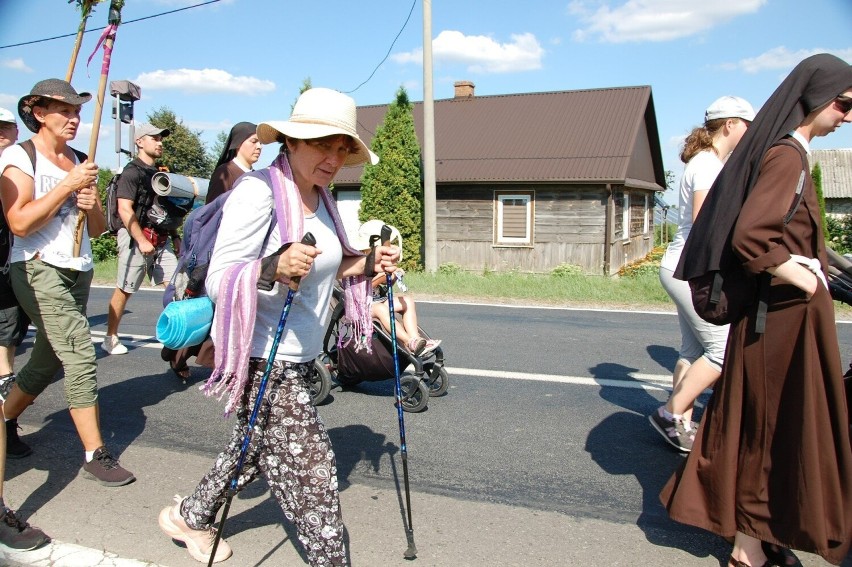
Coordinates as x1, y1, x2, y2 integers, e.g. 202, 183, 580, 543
156, 297, 214, 349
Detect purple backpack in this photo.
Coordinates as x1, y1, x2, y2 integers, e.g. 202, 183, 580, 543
162, 191, 274, 308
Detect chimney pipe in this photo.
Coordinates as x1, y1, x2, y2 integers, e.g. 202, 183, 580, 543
453, 80, 475, 98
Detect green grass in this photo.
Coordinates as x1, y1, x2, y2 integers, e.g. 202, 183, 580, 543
91, 259, 852, 317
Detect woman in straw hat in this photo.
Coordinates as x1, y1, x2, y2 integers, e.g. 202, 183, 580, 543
664, 53, 852, 567
158, 88, 399, 565
0, 78, 135, 488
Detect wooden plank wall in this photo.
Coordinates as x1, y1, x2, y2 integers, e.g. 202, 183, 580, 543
435, 184, 651, 275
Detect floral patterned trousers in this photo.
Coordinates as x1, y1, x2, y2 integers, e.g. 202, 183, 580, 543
181, 359, 347, 566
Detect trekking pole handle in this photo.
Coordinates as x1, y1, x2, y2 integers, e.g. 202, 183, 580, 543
289, 232, 316, 292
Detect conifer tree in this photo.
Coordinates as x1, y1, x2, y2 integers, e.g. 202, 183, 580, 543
359, 87, 422, 270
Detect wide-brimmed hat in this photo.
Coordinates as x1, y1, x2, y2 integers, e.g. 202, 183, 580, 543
257, 88, 378, 167
350, 219, 403, 260
705, 96, 756, 123
18, 78, 92, 133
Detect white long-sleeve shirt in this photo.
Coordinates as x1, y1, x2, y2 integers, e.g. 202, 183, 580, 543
206, 171, 342, 363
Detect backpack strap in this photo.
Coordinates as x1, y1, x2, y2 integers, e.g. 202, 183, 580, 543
20, 140, 36, 172
19, 139, 88, 171
753, 138, 810, 334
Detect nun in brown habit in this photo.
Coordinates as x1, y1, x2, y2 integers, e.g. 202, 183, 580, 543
664, 53, 852, 567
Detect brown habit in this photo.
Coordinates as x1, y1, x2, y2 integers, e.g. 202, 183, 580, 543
661, 140, 852, 564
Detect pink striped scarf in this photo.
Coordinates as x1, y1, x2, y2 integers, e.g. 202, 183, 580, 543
202, 153, 373, 416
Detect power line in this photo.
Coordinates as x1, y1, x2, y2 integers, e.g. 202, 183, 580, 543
344, 0, 417, 95
0, 0, 222, 50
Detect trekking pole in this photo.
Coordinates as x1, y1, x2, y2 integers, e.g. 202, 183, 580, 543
207, 232, 316, 567
381, 224, 418, 560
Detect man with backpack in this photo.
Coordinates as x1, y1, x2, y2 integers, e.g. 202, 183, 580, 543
103, 123, 181, 355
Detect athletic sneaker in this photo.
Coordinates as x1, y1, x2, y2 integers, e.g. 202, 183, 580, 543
0, 373, 15, 403
0, 508, 49, 551
159, 495, 232, 563
101, 335, 128, 355
5, 419, 32, 459
421, 339, 442, 355
80, 447, 135, 487
648, 405, 694, 453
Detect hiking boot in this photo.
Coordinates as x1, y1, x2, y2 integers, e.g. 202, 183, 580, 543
80, 447, 135, 487
407, 337, 427, 356
649, 406, 694, 453
0, 373, 15, 403
421, 339, 442, 355
5, 419, 32, 459
159, 495, 232, 563
101, 335, 128, 355
0, 507, 49, 551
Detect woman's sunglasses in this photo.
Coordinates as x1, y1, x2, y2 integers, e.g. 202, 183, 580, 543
834, 95, 852, 115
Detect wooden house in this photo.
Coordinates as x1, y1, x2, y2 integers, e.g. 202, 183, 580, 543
334, 82, 667, 275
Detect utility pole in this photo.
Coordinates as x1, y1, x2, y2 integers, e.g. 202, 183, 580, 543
422, 0, 437, 272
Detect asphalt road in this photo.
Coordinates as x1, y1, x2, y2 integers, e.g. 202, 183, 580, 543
5, 286, 852, 566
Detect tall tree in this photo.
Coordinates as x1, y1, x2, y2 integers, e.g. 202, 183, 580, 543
812, 162, 827, 229
147, 106, 213, 177
359, 87, 422, 270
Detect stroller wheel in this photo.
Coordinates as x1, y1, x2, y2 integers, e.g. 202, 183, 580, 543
423, 364, 449, 397
310, 358, 333, 406
400, 375, 429, 413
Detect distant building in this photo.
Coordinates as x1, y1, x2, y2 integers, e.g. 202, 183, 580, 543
335, 82, 667, 275
811, 149, 852, 217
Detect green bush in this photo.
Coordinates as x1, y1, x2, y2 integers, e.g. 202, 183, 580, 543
438, 262, 464, 275
826, 214, 852, 255
550, 263, 585, 277
91, 234, 117, 262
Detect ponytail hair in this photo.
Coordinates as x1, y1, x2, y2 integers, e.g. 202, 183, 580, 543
680, 118, 730, 163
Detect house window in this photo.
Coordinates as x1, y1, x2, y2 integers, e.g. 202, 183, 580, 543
643, 194, 650, 234
494, 191, 533, 245
622, 191, 630, 240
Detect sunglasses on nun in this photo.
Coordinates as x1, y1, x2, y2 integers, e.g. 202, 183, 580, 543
834, 96, 852, 115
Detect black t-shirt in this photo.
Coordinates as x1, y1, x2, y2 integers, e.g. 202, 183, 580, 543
116, 157, 157, 207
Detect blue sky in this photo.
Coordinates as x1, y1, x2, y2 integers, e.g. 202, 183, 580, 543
1, 0, 851, 203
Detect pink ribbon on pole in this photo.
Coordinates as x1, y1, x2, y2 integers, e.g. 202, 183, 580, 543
86, 23, 117, 75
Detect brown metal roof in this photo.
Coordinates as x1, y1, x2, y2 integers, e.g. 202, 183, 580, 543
811, 149, 852, 199
334, 85, 666, 189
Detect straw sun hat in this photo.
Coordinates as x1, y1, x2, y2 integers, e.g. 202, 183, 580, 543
17, 78, 92, 133
257, 88, 378, 167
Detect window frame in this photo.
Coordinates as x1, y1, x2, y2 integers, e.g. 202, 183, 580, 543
493, 190, 534, 246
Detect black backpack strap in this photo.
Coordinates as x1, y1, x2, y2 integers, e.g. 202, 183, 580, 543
20, 140, 87, 170
19, 140, 36, 172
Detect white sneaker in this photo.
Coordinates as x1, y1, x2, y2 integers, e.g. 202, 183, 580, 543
101, 335, 128, 355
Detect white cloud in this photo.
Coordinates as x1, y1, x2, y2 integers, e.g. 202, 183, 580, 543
569, 0, 766, 43
0, 94, 17, 108
393, 31, 544, 73
726, 47, 852, 74
133, 69, 275, 96
184, 119, 234, 133
1, 58, 33, 73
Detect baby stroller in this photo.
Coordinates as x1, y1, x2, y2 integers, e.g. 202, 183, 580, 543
311, 285, 448, 412
826, 246, 852, 432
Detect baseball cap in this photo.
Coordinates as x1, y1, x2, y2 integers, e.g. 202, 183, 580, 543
135, 123, 170, 140
705, 96, 756, 123
0, 107, 16, 125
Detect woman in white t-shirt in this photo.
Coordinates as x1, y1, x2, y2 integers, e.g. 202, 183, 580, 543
650, 96, 755, 453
